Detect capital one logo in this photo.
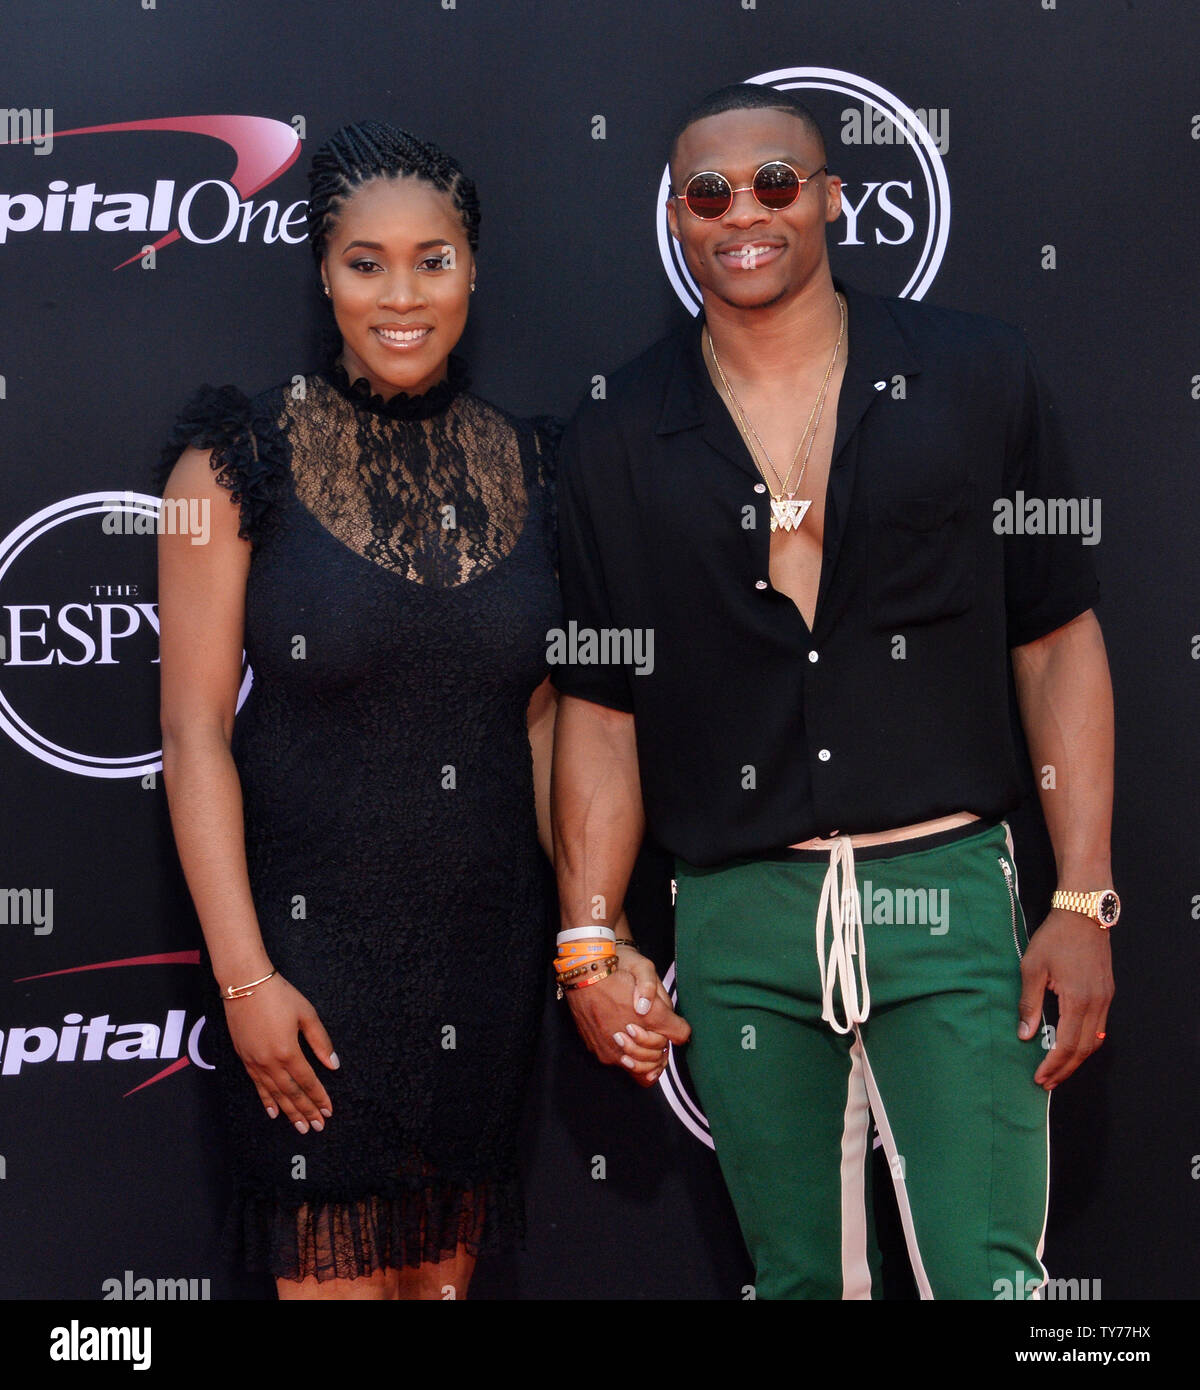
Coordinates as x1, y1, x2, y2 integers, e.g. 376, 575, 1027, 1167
0, 493, 250, 778
658, 66, 951, 311
7, 950, 214, 1096
0, 114, 301, 268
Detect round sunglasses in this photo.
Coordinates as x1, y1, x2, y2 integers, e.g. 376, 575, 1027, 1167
672, 161, 827, 220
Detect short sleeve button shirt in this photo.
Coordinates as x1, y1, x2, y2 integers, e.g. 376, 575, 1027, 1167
550, 281, 1100, 867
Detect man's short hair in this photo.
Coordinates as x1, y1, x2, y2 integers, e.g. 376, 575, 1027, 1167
668, 84, 827, 177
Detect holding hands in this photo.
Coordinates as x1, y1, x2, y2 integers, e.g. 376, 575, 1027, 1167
559, 921, 690, 1088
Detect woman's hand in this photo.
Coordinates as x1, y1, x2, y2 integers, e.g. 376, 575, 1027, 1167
567, 946, 690, 1088
222, 974, 340, 1132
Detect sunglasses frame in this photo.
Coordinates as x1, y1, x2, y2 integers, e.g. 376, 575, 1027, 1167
672, 161, 828, 220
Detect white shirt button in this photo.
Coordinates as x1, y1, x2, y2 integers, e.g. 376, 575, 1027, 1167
808, 650, 819, 664
755, 580, 769, 590
817, 748, 832, 762
754, 483, 767, 494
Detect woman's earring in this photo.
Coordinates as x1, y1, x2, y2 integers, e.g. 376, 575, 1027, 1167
470, 281, 476, 293
323, 284, 331, 297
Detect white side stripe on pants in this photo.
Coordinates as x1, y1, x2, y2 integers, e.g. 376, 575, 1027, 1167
1003, 819, 1053, 1298
854, 1027, 936, 1300
840, 1042, 873, 1299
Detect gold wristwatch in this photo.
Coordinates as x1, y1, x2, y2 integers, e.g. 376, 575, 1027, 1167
1050, 889, 1120, 929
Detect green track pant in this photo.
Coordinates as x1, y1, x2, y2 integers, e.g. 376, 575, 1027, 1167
673, 819, 1050, 1300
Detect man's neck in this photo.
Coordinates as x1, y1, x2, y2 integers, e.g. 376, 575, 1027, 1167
702, 273, 843, 388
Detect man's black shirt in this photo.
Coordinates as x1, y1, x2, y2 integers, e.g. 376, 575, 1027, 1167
550, 281, 1100, 867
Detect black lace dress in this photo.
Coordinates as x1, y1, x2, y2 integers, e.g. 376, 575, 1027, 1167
157, 356, 561, 1281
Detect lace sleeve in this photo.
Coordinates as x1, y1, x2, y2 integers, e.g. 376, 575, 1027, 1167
155, 384, 289, 546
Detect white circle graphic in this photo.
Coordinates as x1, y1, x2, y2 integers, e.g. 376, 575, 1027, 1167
0, 492, 252, 777
657, 66, 951, 314
658, 960, 714, 1149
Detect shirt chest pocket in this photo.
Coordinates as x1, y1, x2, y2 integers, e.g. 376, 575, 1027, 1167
866, 481, 976, 629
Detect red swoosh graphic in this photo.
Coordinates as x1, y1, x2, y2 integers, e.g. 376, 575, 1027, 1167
124, 1055, 191, 1096
14, 949, 201, 982
1, 115, 301, 269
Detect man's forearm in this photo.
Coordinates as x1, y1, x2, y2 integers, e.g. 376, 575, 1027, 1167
1011, 609, 1114, 887
551, 694, 646, 930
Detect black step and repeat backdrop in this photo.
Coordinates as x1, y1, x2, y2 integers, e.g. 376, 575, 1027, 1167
1, 0, 1197, 1307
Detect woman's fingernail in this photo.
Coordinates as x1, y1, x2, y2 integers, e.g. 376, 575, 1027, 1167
613, 1032, 627, 1048
310, 1119, 324, 1132
328, 1053, 340, 1069
294, 1120, 309, 1133
320, 1107, 332, 1119
635, 997, 652, 1015
266, 1106, 278, 1118
626, 1023, 641, 1039
621, 1056, 636, 1069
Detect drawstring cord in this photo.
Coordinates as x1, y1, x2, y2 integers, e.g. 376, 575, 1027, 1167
816, 835, 871, 1034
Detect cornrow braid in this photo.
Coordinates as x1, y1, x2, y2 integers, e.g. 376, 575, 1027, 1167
306, 118, 480, 268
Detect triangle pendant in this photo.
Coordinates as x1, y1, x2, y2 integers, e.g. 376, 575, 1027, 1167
770, 496, 812, 533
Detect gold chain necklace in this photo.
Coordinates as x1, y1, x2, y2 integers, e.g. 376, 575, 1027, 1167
705, 293, 846, 532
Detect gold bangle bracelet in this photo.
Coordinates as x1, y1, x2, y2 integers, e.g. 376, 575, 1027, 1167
222, 969, 277, 1000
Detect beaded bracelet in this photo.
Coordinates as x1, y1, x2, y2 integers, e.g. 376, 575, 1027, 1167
556, 956, 619, 999
556, 961, 620, 984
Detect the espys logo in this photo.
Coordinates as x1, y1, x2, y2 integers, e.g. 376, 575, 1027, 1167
0, 114, 301, 269
0, 493, 250, 778
658, 67, 951, 312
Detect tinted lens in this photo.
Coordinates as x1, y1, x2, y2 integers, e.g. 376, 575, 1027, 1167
753, 162, 801, 209
684, 172, 733, 219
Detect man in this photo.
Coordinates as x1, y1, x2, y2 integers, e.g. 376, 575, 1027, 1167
549, 84, 1115, 1300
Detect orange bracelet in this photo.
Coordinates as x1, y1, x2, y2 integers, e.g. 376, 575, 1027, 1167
553, 942, 616, 974
556, 938, 614, 959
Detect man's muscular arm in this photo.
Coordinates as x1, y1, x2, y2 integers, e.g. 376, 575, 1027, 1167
1011, 607, 1115, 1088
552, 694, 691, 1086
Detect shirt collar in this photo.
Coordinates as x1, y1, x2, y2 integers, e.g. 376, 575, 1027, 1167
654, 278, 923, 437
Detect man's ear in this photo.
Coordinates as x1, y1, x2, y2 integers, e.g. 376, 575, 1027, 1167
823, 173, 843, 225
666, 195, 681, 242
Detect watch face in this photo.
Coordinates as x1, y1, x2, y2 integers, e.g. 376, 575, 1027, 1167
1098, 891, 1120, 926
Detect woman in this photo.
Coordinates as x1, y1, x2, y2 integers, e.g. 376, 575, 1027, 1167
157, 120, 672, 1300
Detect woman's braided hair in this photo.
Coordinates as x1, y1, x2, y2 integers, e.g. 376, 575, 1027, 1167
306, 119, 480, 268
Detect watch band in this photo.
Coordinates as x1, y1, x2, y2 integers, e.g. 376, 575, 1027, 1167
1051, 889, 1120, 929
